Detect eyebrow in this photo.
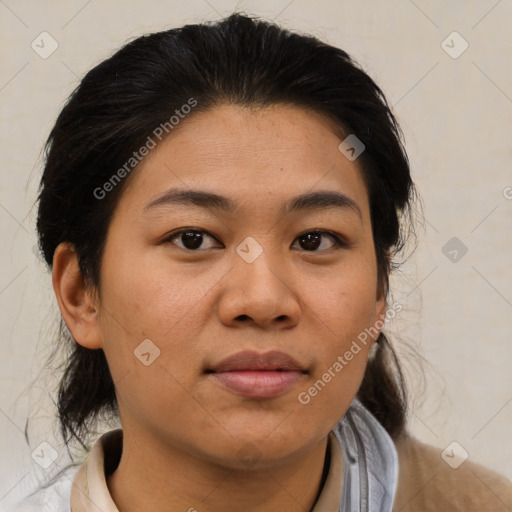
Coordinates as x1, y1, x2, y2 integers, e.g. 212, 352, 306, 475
144, 187, 362, 220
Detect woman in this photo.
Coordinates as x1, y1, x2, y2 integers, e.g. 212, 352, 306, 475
12, 12, 512, 512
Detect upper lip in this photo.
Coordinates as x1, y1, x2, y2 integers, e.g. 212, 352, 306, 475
208, 350, 305, 373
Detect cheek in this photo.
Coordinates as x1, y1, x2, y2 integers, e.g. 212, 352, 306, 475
300, 257, 379, 394
308, 254, 380, 343
295, 302, 374, 432
96, 251, 205, 386
96, 256, 208, 424
99, 247, 215, 339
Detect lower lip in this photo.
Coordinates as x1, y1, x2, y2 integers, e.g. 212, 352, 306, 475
211, 370, 303, 399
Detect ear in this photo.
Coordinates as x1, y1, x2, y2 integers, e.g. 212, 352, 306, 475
375, 290, 387, 328
52, 242, 102, 349
370, 272, 388, 346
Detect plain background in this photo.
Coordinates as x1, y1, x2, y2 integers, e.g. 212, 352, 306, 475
1, 0, 511, 507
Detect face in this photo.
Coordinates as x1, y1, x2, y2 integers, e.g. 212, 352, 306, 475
88, 104, 386, 468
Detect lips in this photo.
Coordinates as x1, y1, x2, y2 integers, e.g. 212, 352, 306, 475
207, 350, 306, 399
209, 350, 305, 373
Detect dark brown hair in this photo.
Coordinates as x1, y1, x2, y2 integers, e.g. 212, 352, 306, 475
36, 12, 415, 448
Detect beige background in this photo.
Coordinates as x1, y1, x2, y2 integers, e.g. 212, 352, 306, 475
1, 0, 511, 507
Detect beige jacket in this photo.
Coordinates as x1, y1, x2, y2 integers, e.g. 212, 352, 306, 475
393, 433, 512, 511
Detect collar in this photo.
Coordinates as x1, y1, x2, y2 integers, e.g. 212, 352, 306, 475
69, 399, 396, 512
69, 430, 343, 512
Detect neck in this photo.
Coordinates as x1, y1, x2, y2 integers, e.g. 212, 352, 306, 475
107, 428, 330, 512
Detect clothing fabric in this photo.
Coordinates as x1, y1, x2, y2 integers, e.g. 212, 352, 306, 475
393, 433, 512, 511
9, 400, 512, 512
7, 398, 397, 512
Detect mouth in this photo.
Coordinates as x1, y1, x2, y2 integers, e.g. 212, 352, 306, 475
206, 350, 307, 399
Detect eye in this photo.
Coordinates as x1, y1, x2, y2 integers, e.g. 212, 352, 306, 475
163, 228, 220, 251
162, 228, 347, 252
292, 230, 346, 252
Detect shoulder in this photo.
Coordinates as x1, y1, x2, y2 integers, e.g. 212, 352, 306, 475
6, 465, 78, 512
393, 433, 512, 512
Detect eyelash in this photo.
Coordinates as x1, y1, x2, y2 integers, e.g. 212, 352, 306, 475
161, 228, 348, 252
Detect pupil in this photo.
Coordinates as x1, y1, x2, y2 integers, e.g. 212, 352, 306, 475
182, 231, 203, 249
301, 232, 320, 250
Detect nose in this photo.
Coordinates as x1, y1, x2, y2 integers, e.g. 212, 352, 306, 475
216, 249, 301, 330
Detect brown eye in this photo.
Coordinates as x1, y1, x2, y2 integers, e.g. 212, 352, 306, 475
293, 231, 345, 252
164, 229, 220, 251
162, 228, 346, 253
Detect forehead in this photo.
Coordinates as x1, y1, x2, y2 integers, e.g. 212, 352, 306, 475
118, 103, 370, 218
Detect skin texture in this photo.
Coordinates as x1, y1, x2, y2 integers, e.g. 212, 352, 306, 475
52, 104, 387, 512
